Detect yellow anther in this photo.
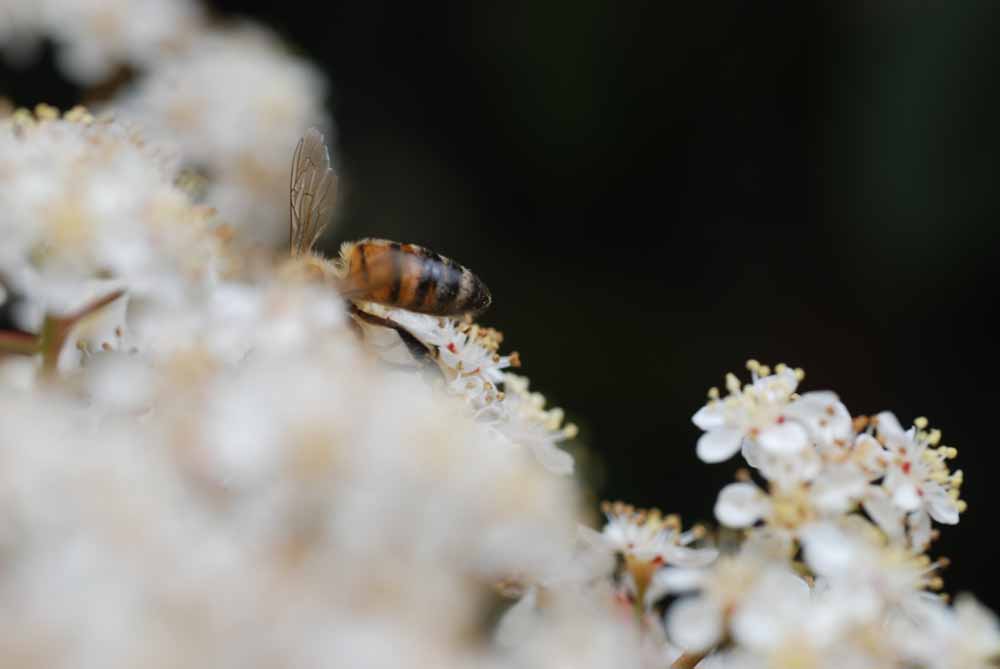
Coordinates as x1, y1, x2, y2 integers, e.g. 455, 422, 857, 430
63, 105, 94, 124
914, 416, 929, 430
945, 447, 958, 459
708, 387, 720, 400
957, 500, 968, 513
951, 470, 964, 485
794, 367, 805, 381
725, 373, 741, 393
774, 363, 787, 374
948, 489, 960, 501
12, 108, 35, 126
928, 429, 942, 446
34, 103, 59, 121
563, 423, 579, 439
927, 577, 944, 590
758, 365, 771, 377
746, 359, 760, 371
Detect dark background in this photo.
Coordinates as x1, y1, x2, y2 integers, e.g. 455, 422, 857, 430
4, 2, 999, 606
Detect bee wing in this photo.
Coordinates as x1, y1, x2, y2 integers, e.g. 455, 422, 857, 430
289, 128, 337, 256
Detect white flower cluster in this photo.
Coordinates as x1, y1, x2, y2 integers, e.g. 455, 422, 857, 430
507, 361, 997, 669
355, 304, 577, 474
112, 23, 330, 245
0, 0, 202, 80
1, 0, 330, 245
0, 107, 593, 667
695, 361, 963, 551
3, 10, 1000, 664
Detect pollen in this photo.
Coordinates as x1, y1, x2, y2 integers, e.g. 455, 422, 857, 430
34, 103, 59, 121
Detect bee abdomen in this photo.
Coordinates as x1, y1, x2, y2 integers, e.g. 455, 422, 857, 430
344, 239, 490, 316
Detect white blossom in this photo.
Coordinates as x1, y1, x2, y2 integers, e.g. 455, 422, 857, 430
865, 412, 964, 548
1, 0, 203, 82
692, 361, 808, 463
2, 6, 998, 662
112, 23, 330, 245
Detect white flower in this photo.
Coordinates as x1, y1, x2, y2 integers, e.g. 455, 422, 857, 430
112, 23, 330, 245
877, 412, 963, 520
692, 361, 808, 463
353, 305, 575, 475
783, 390, 853, 452
799, 521, 947, 624
862, 412, 964, 550
0, 107, 226, 328
587, 503, 717, 609
895, 594, 1000, 669
664, 542, 786, 654
713, 463, 866, 533
598, 502, 717, 568
1, 0, 203, 83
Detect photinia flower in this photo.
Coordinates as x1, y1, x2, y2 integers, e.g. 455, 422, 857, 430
692, 361, 808, 463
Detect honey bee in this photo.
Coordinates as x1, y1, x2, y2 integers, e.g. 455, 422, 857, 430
288, 128, 491, 361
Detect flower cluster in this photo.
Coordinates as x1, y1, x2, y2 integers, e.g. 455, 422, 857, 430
3, 4, 999, 666
0, 0, 203, 82
660, 362, 989, 667
696, 360, 963, 551
1, 0, 330, 246
0, 106, 588, 667
491, 362, 997, 668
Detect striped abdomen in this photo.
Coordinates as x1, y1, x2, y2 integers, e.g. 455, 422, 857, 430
339, 239, 491, 316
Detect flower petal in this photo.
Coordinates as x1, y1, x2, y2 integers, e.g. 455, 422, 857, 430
757, 421, 809, 454
875, 411, 907, 443
653, 567, 707, 594
692, 403, 726, 430
785, 392, 853, 447
665, 596, 724, 652
529, 442, 574, 476
925, 486, 960, 525
863, 487, 905, 541
663, 545, 719, 568
908, 510, 933, 551
892, 482, 922, 512
800, 523, 856, 577
714, 482, 768, 527
696, 427, 743, 463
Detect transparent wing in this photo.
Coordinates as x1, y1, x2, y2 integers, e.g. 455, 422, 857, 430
289, 128, 337, 256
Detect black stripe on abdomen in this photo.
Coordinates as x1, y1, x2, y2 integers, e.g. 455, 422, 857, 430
435, 260, 461, 310
387, 242, 403, 303
410, 256, 439, 310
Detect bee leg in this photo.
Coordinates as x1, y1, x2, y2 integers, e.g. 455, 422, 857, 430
348, 304, 440, 368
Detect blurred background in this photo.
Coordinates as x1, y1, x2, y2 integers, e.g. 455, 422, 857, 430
4, 2, 999, 606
